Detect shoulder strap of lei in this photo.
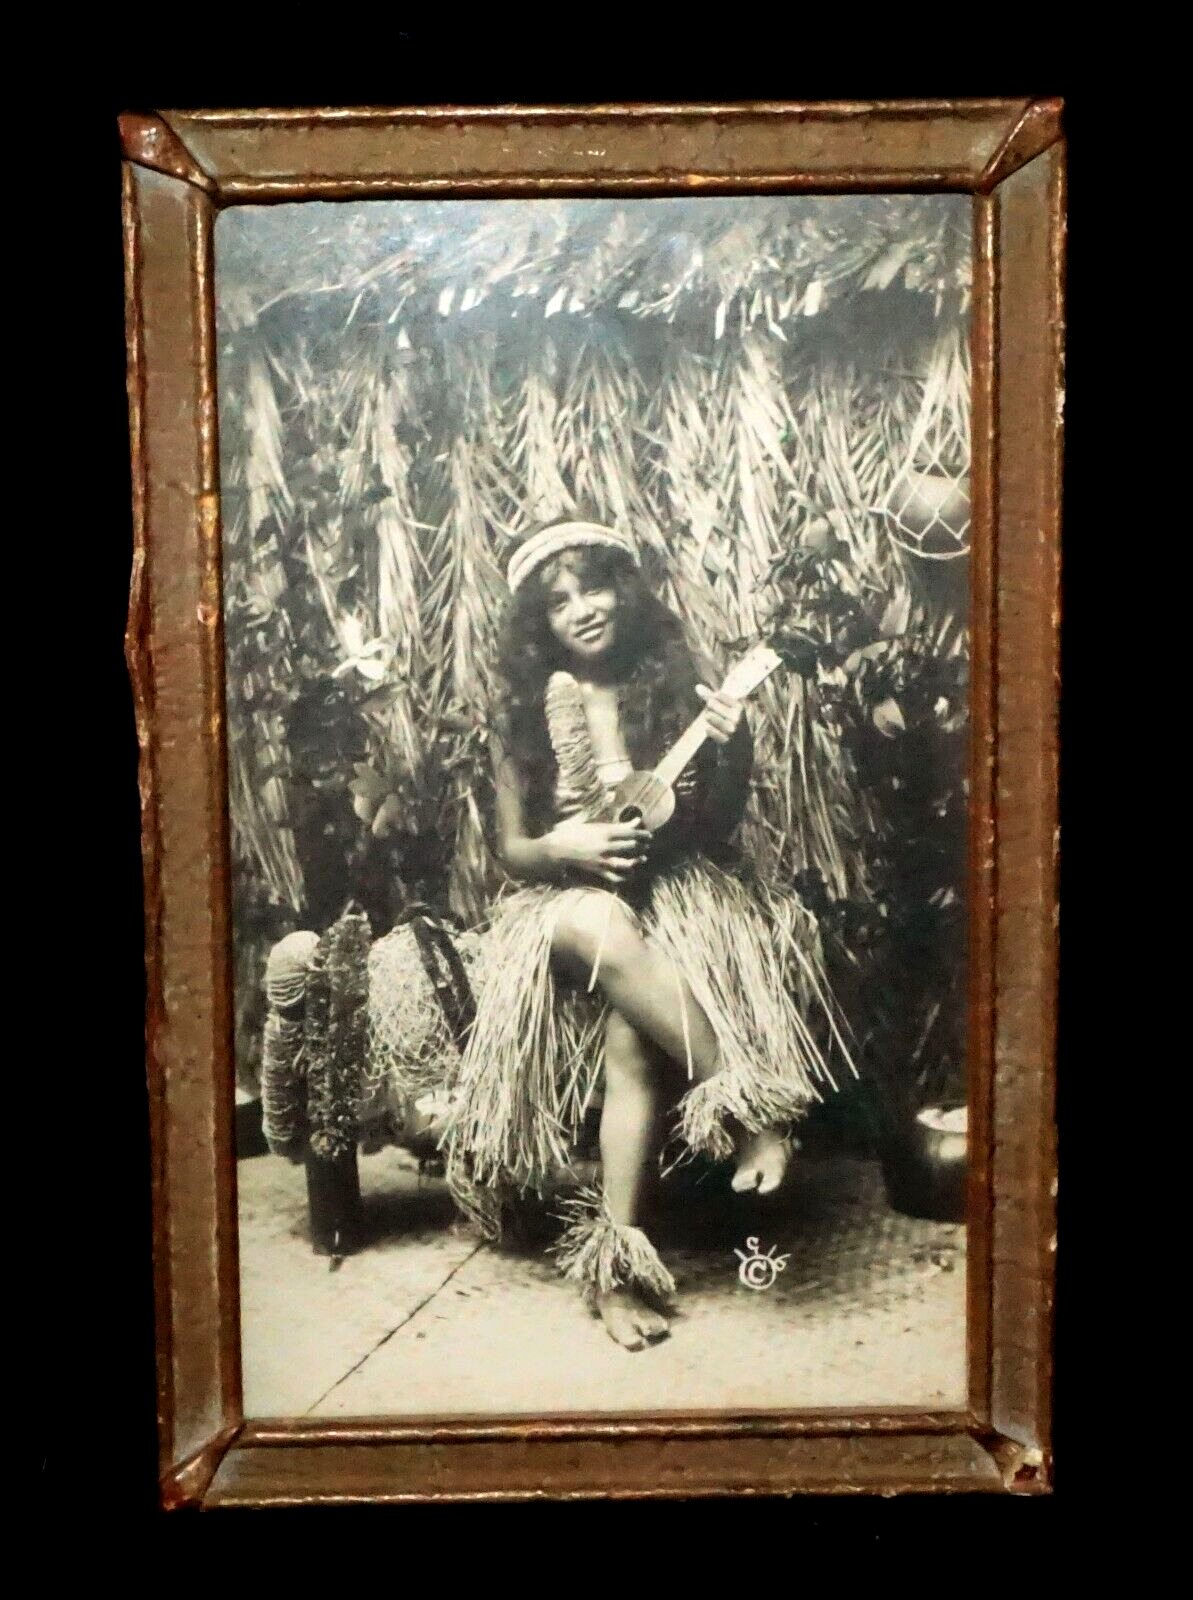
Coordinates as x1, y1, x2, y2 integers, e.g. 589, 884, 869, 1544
544, 671, 612, 823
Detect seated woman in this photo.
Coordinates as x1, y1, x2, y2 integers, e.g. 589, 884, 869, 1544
440, 520, 848, 1351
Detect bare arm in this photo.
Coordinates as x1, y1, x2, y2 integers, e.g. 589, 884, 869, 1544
490, 725, 564, 882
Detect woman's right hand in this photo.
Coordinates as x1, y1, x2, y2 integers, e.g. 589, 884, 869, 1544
546, 819, 652, 885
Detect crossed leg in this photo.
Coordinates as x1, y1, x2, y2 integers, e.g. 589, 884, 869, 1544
551, 892, 793, 1348
552, 891, 794, 1193
595, 1011, 671, 1349
552, 890, 720, 1080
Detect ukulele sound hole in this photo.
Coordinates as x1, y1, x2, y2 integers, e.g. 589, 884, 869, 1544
617, 804, 645, 826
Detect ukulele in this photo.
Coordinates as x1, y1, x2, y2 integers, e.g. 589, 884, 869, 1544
610, 643, 784, 835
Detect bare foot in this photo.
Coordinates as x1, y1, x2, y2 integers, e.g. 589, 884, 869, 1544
595, 1286, 671, 1351
731, 1129, 796, 1195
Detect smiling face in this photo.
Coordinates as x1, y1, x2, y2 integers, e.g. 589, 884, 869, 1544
541, 554, 620, 664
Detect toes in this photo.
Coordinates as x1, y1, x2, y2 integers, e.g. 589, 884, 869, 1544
598, 1303, 647, 1350
598, 1292, 670, 1350
759, 1147, 794, 1194
636, 1311, 670, 1343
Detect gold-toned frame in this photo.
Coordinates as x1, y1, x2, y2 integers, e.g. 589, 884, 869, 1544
121, 100, 1062, 1506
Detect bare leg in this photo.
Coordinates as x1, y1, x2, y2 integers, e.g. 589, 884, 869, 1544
552, 893, 720, 1082
552, 894, 793, 1191
595, 1012, 670, 1350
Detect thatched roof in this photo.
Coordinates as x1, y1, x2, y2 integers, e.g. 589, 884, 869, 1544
216, 195, 970, 339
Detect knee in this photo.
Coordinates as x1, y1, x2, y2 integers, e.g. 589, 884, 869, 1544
591, 903, 644, 984
266, 930, 319, 1009
553, 893, 641, 975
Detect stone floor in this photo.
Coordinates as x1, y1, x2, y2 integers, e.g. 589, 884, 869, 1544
237, 1146, 967, 1420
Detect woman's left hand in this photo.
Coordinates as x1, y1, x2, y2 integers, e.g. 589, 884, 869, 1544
695, 684, 745, 745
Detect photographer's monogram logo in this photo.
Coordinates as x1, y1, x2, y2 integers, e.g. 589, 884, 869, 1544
734, 1237, 790, 1291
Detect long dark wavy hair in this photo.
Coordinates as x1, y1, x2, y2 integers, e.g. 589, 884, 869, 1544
495, 541, 713, 833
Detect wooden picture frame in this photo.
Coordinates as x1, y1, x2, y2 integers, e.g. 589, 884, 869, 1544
120, 99, 1062, 1507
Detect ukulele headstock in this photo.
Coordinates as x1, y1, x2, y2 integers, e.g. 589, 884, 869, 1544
719, 644, 784, 701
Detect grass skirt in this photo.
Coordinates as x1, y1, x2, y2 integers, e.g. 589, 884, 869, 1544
441, 853, 848, 1237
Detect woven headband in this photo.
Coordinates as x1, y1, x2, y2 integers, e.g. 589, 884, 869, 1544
506, 522, 639, 593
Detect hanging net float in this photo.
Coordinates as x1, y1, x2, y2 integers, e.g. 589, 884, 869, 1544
879, 328, 971, 561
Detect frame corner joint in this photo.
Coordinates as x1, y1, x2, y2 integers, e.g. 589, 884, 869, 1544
976, 98, 1065, 194
159, 1423, 243, 1511
972, 1427, 1052, 1495
119, 112, 218, 199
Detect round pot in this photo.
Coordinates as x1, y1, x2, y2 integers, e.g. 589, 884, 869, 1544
882, 1104, 967, 1224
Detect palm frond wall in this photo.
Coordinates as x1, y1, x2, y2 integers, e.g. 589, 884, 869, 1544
216, 196, 972, 1102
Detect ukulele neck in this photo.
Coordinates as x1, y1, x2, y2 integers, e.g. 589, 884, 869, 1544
654, 719, 714, 789
651, 645, 783, 789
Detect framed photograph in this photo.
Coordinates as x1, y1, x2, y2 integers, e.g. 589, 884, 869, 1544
121, 99, 1061, 1506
